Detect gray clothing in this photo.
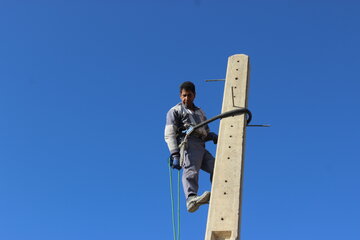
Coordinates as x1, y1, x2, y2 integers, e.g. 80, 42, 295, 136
182, 136, 215, 198
164, 102, 210, 155
164, 102, 215, 199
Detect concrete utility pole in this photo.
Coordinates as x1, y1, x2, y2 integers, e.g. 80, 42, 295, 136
205, 54, 250, 240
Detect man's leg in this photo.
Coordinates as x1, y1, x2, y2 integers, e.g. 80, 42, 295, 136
201, 149, 215, 182
182, 139, 214, 212
182, 139, 204, 199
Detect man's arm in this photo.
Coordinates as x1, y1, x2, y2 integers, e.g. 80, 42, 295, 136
164, 108, 180, 155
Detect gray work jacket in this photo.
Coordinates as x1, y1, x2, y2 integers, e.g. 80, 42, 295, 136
164, 102, 210, 155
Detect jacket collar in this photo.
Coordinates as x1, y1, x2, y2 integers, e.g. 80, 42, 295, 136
180, 102, 199, 111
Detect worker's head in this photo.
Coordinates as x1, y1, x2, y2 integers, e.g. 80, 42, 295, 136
179, 81, 196, 108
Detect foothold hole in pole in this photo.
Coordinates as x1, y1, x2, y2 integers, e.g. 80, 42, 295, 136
231, 125, 233, 127
228, 146, 231, 148
221, 218, 224, 221
227, 157, 230, 159
225, 180, 228, 183
230, 135, 232, 138
234, 86, 237, 89
224, 192, 227, 195
235, 77, 238, 80
236, 69, 238, 71
237, 60, 240, 62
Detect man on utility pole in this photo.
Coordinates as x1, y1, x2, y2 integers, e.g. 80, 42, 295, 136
164, 81, 218, 213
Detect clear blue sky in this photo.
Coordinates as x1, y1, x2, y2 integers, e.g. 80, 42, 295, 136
1, 0, 359, 239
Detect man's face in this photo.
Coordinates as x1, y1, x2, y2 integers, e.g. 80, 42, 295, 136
180, 89, 195, 108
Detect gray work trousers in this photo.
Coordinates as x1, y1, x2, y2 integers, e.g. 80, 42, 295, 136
182, 136, 215, 199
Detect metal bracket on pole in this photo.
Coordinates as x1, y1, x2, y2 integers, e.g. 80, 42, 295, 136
205, 79, 270, 128
205, 79, 225, 82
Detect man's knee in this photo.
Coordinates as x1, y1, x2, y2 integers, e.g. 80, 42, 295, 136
183, 168, 199, 179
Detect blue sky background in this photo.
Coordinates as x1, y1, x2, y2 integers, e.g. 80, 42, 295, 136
1, 0, 359, 239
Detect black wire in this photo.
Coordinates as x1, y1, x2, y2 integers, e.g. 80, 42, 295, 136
191, 108, 252, 131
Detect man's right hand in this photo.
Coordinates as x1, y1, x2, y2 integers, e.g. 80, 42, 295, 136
170, 154, 181, 170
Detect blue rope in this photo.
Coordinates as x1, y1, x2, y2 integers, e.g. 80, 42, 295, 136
177, 170, 180, 240
168, 158, 181, 240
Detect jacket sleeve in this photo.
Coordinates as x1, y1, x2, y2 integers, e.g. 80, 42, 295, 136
164, 108, 180, 155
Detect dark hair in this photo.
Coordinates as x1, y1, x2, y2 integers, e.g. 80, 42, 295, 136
179, 81, 196, 94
